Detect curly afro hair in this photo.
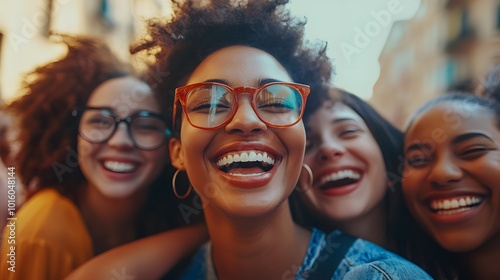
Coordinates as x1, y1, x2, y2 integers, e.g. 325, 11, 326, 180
131, 0, 333, 135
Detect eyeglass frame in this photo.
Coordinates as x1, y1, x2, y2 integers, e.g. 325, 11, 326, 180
72, 106, 169, 150
173, 81, 311, 131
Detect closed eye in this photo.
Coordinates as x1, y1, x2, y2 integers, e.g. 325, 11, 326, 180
339, 127, 362, 138
459, 146, 490, 159
405, 150, 432, 168
258, 100, 295, 112
190, 102, 231, 113
406, 156, 431, 167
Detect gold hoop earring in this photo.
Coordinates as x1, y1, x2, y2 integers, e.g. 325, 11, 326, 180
172, 169, 192, 199
296, 163, 313, 192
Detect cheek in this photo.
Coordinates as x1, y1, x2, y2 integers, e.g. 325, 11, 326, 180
482, 155, 500, 183
77, 138, 95, 174
401, 171, 422, 209
285, 126, 306, 156
402, 163, 424, 188
181, 128, 212, 160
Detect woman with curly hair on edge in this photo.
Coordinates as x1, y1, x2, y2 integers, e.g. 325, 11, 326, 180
0, 35, 206, 280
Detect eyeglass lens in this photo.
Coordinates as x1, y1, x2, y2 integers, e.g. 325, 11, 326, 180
184, 84, 303, 128
79, 109, 166, 150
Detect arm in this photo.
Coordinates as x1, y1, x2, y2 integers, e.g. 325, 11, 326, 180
66, 223, 208, 280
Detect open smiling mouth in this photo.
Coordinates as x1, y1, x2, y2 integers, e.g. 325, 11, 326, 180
216, 151, 276, 175
429, 196, 485, 215
103, 161, 138, 173
318, 170, 361, 190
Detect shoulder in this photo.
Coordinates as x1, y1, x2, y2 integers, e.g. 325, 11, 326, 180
297, 230, 432, 280
2, 188, 92, 258
338, 237, 433, 279
16, 188, 86, 234
0, 189, 93, 279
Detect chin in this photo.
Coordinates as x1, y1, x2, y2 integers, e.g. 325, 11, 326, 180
435, 234, 484, 253
97, 184, 143, 199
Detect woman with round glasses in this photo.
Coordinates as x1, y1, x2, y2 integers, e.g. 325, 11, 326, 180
69, 1, 431, 279
0, 35, 205, 280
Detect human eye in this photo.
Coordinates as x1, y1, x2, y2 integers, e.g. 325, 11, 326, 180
191, 101, 230, 112
257, 85, 300, 113
187, 87, 232, 113
133, 117, 165, 132
339, 126, 362, 137
84, 112, 114, 128
405, 150, 431, 168
336, 122, 364, 139
458, 145, 491, 160
259, 98, 295, 111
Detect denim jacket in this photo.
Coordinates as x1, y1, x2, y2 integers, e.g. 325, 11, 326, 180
179, 228, 433, 280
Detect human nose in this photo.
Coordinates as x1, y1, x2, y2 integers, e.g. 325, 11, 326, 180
316, 137, 345, 162
428, 154, 463, 187
225, 95, 267, 134
107, 122, 135, 149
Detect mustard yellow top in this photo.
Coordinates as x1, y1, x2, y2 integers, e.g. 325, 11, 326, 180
0, 188, 93, 280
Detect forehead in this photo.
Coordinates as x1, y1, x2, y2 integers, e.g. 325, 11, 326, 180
307, 102, 365, 129
405, 102, 498, 145
186, 45, 292, 85
87, 76, 159, 114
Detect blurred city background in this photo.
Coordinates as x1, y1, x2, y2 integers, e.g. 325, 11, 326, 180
0, 0, 499, 128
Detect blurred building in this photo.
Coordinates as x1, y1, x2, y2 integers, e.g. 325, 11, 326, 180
372, 0, 500, 128
0, 0, 172, 102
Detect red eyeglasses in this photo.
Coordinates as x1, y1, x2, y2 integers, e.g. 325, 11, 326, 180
173, 82, 310, 130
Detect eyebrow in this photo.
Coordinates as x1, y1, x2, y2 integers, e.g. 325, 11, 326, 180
85, 106, 114, 111
451, 132, 494, 145
332, 117, 359, 124
203, 78, 283, 87
405, 132, 494, 153
305, 117, 360, 134
405, 143, 430, 153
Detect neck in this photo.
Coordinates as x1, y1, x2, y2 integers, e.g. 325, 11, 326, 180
457, 234, 500, 280
326, 199, 387, 248
204, 201, 311, 280
78, 184, 148, 254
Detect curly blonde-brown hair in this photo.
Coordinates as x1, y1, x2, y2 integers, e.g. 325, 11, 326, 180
7, 35, 132, 194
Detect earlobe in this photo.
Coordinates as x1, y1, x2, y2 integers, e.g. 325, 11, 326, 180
169, 138, 184, 169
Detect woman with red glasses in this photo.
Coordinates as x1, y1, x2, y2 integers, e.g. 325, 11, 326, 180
68, 1, 432, 279
0, 35, 205, 280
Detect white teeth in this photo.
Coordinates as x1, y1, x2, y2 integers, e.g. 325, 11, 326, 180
436, 207, 473, 215
103, 161, 136, 173
216, 151, 276, 167
429, 196, 483, 212
319, 170, 361, 185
